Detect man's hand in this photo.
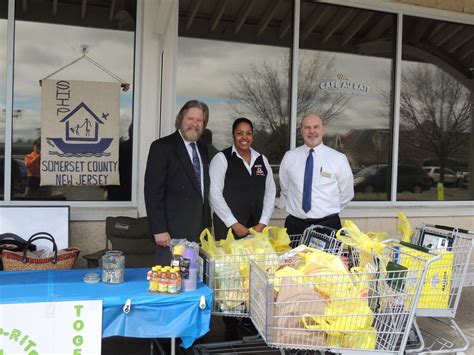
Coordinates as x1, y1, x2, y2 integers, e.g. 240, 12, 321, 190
154, 232, 171, 247
252, 223, 266, 233
231, 223, 249, 238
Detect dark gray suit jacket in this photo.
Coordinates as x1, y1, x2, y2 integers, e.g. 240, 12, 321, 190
144, 131, 211, 248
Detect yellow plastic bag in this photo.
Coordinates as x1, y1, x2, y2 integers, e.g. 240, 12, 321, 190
326, 327, 377, 350
199, 228, 224, 257
398, 245, 453, 309
300, 249, 360, 299
273, 266, 306, 292
337, 220, 386, 256
302, 298, 374, 333
397, 211, 413, 243
337, 220, 386, 269
263, 226, 292, 252
219, 229, 276, 256
367, 231, 387, 242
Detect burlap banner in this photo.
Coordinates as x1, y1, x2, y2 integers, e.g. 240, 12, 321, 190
40, 79, 120, 186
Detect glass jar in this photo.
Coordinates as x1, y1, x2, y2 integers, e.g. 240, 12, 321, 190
101, 250, 125, 284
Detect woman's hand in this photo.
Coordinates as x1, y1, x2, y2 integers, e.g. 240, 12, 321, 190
252, 223, 266, 233
231, 223, 249, 238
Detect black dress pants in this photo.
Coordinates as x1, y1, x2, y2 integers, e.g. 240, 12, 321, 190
284, 213, 342, 236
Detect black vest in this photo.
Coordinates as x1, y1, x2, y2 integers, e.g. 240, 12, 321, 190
222, 147, 267, 225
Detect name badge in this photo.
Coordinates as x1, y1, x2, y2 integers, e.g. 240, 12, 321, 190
321, 171, 332, 178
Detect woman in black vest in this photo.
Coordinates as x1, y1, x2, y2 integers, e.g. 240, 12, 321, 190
209, 117, 276, 340
209, 117, 276, 240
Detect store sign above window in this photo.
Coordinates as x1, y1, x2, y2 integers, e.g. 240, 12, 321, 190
319, 73, 370, 96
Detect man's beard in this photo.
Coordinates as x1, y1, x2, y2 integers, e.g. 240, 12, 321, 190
181, 127, 203, 142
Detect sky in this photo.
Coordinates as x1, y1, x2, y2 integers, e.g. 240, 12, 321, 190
0, 20, 135, 142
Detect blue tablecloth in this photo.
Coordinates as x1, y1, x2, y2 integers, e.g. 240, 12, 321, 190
0, 268, 213, 348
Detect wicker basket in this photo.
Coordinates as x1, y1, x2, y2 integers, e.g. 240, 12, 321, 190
2, 232, 80, 271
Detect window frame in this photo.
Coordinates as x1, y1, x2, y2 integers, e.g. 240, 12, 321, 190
287, 0, 473, 209
1, 0, 142, 214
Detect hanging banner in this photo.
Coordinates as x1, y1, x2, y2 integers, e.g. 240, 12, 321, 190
40, 79, 120, 186
0, 300, 102, 354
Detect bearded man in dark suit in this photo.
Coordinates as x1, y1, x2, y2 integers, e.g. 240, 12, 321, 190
144, 100, 211, 265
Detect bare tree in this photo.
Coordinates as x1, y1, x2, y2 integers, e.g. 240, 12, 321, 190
399, 63, 472, 183
228, 53, 349, 163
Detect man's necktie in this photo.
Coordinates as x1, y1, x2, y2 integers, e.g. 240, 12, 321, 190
190, 143, 201, 185
302, 149, 314, 213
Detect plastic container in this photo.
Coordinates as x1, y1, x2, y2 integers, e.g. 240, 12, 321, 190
101, 250, 125, 284
183, 246, 198, 268
182, 265, 197, 292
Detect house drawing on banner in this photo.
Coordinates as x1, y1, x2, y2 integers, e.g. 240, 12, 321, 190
47, 102, 113, 156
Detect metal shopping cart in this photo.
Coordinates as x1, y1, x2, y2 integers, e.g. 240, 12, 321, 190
195, 226, 344, 354
199, 226, 343, 317
199, 232, 303, 317
249, 235, 442, 355
405, 224, 474, 354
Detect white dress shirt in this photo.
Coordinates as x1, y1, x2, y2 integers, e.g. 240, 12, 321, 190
179, 130, 204, 196
209, 145, 276, 228
279, 143, 354, 219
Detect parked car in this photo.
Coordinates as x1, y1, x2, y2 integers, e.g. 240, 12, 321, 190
422, 166, 458, 186
456, 170, 470, 188
354, 164, 431, 193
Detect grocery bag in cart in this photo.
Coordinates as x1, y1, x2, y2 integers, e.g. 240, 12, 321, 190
249, 221, 442, 354
199, 226, 299, 317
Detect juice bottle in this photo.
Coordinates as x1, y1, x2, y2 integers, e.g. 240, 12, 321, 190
168, 268, 179, 294
158, 266, 169, 293
148, 266, 161, 293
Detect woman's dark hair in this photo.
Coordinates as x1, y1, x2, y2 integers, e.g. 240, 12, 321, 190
174, 100, 209, 130
232, 117, 253, 134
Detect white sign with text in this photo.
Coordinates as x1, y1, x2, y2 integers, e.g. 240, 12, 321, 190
0, 300, 102, 355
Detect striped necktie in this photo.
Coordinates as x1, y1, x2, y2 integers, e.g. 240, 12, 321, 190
190, 143, 201, 185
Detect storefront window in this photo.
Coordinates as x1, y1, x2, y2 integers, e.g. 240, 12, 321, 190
0, 2, 7, 200
298, 2, 395, 201
11, 0, 136, 201
177, 0, 293, 166
399, 16, 473, 201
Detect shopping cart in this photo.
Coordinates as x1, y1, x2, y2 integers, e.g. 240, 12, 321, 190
199, 232, 305, 317
405, 224, 474, 354
195, 226, 346, 354
199, 225, 344, 317
193, 335, 285, 354
249, 236, 442, 354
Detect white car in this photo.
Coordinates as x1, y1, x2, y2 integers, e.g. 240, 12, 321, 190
422, 166, 458, 186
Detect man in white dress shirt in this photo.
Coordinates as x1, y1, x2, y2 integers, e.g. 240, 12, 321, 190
279, 113, 354, 234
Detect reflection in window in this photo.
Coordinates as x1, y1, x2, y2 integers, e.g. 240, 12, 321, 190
0, 2, 7, 200
11, 0, 136, 201
298, 2, 395, 201
399, 16, 473, 201
177, 0, 293, 165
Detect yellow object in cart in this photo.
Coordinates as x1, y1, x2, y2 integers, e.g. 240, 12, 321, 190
326, 327, 377, 350
263, 226, 292, 252
397, 211, 414, 243
302, 298, 374, 333
273, 266, 306, 292
200, 228, 224, 257
398, 244, 453, 309
336, 220, 386, 268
